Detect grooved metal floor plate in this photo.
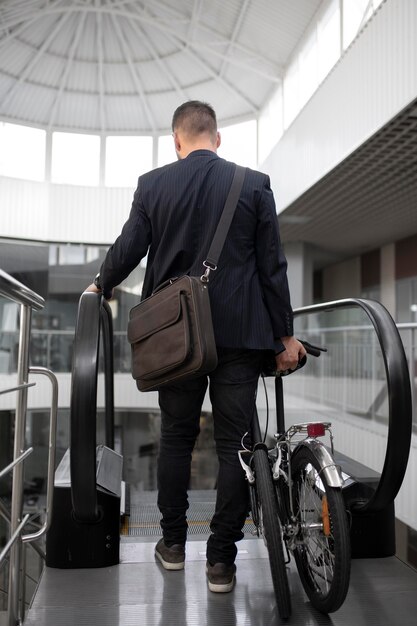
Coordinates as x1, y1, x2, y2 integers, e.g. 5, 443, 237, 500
25, 540, 417, 626
21, 490, 417, 626
24, 539, 417, 626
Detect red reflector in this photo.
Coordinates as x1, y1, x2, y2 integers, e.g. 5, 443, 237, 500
307, 423, 326, 438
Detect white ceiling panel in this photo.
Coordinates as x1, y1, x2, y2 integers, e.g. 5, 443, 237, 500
0, 0, 322, 133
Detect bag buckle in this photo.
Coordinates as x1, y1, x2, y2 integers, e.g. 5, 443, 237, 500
201, 260, 217, 283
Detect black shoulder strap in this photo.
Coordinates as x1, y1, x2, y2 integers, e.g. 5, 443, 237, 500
202, 164, 246, 281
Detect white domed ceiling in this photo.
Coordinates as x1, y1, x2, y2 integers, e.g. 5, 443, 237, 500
0, 0, 321, 133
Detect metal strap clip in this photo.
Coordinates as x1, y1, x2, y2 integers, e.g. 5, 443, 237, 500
200, 260, 217, 283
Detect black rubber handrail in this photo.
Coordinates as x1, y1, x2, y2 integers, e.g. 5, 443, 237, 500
294, 298, 412, 514
101, 302, 115, 450
70, 292, 115, 522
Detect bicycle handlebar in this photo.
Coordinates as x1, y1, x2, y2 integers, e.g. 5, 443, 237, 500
262, 339, 326, 377
299, 340, 327, 358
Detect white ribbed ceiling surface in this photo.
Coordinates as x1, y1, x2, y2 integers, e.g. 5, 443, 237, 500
0, 0, 321, 133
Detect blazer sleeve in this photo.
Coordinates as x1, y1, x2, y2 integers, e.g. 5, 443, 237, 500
98, 181, 151, 293
255, 175, 294, 353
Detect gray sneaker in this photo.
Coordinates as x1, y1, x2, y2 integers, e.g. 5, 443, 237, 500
206, 561, 236, 593
155, 539, 185, 570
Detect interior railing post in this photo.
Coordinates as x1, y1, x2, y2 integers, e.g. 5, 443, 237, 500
8, 303, 32, 626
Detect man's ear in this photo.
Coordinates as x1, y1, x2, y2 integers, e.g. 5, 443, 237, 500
216, 131, 221, 149
173, 131, 181, 153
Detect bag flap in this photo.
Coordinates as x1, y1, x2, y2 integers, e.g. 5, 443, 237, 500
127, 288, 183, 344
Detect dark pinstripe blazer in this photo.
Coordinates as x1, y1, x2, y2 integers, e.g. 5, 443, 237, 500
99, 149, 293, 353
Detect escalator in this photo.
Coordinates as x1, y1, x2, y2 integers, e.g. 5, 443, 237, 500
45, 293, 121, 569
24, 293, 417, 626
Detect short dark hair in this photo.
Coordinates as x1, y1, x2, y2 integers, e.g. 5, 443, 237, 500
171, 100, 217, 140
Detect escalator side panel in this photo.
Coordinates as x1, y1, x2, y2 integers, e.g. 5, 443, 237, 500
46, 486, 120, 569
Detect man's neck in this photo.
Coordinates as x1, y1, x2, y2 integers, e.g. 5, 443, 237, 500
181, 143, 217, 158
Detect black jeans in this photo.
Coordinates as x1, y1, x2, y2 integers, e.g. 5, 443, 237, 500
157, 348, 266, 565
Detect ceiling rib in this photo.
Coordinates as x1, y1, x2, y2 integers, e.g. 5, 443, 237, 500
47, 11, 88, 131
96, 0, 106, 133
107, 3, 156, 132
0, 10, 71, 112
0, 0, 66, 32
125, 0, 188, 102
130, 0, 259, 114
219, 0, 251, 79
160, 25, 259, 115
146, 0, 283, 79
187, 0, 204, 41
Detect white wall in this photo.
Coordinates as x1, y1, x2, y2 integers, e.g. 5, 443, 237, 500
0, 177, 133, 244
262, 0, 417, 213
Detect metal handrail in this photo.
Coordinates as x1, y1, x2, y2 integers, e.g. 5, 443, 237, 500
6, 300, 32, 626
294, 298, 413, 514
0, 383, 36, 396
22, 367, 58, 543
0, 515, 30, 565
0, 448, 33, 480
0, 268, 44, 311
0, 268, 57, 626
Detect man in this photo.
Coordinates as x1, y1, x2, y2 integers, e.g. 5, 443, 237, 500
86, 100, 305, 592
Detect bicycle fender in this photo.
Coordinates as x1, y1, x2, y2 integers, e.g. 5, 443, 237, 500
294, 439, 343, 488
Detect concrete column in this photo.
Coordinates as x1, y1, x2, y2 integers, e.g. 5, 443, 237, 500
322, 257, 361, 302
380, 243, 396, 318
284, 242, 313, 309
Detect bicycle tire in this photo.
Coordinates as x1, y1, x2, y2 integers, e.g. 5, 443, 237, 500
291, 446, 351, 613
248, 483, 259, 532
253, 448, 291, 619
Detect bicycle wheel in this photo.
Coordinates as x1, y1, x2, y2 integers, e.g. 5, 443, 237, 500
291, 446, 350, 613
253, 447, 291, 619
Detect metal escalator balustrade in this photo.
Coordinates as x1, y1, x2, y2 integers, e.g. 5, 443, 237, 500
290, 298, 412, 558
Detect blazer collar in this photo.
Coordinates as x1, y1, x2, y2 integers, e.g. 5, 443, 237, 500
185, 149, 219, 159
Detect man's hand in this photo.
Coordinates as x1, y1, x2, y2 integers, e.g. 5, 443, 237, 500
85, 283, 101, 294
275, 336, 307, 373
84, 283, 114, 300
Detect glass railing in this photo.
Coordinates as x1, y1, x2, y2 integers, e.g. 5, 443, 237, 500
272, 298, 414, 566
278, 300, 411, 489
0, 330, 130, 375
262, 297, 413, 551
2, 317, 414, 433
